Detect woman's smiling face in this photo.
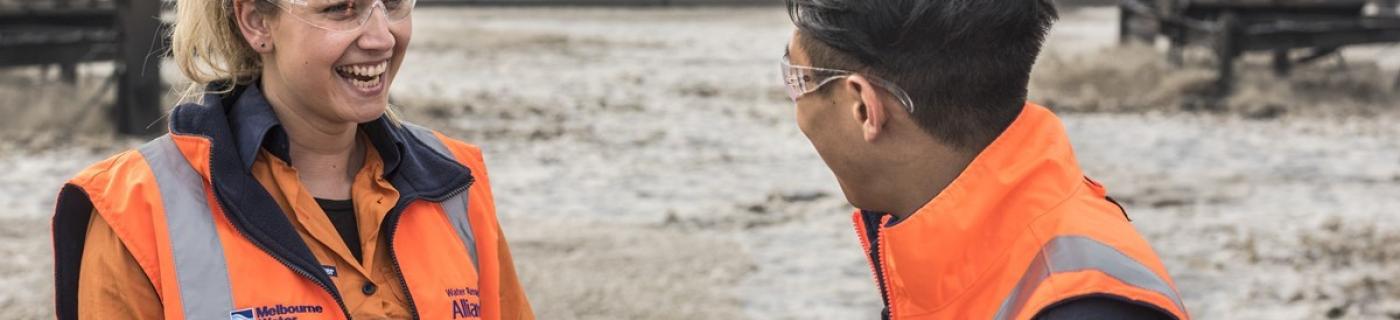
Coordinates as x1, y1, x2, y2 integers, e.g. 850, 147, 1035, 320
252, 0, 414, 124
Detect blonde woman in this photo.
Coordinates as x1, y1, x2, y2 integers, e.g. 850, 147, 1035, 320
51, 0, 533, 318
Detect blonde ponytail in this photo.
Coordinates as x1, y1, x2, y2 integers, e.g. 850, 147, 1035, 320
170, 0, 274, 102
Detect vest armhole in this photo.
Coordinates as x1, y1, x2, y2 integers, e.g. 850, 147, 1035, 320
1032, 293, 1178, 320
53, 184, 96, 320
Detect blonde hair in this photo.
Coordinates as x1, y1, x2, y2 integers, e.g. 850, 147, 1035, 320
171, 0, 275, 101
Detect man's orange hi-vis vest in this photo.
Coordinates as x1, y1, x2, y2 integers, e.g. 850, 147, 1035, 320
853, 103, 1189, 320
53, 93, 520, 319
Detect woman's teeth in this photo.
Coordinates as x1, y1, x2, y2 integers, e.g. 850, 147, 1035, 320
336, 61, 388, 89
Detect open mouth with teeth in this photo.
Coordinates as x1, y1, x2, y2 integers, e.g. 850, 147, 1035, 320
335, 61, 389, 90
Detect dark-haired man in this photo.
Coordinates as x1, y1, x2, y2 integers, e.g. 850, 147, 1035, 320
781, 0, 1189, 319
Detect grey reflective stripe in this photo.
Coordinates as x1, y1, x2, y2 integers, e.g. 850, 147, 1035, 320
405, 123, 453, 160
993, 236, 1185, 320
138, 135, 235, 318
404, 123, 480, 269
440, 192, 479, 269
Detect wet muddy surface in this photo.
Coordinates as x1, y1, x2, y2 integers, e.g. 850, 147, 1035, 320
2, 6, 1398, 319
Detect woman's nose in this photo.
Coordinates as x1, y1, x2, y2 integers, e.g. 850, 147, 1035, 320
355, 3, 397, 51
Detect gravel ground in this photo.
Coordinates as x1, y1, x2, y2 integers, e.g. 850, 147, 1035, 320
2, 5, 1398, 319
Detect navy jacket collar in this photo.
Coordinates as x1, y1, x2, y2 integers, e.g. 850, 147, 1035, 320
226, 83, 290, 170
226, 82, 408, 178
175, 81, 472, 200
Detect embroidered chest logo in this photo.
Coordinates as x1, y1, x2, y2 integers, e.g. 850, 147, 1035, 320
229, 304, 325, 320
446, 287, 482, 319
230, 309, 255, 320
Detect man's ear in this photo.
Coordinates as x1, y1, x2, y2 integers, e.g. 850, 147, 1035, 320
234, 0, 274, 53
845, 75, 889, 143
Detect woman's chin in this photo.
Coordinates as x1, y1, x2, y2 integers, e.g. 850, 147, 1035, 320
340, 104, 390, 124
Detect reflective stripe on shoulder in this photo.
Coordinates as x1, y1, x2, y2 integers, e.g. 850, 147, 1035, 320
405, 122, 454, 161
137, 135, 235, 318
994, 235, 1186, 320
404, 123, 480, 270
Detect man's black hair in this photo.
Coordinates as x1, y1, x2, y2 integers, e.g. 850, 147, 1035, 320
787, 0, 1058, 151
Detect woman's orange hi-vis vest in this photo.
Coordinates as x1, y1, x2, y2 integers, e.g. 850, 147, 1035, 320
854, 103, 1189, 320
53, 89, 525, 319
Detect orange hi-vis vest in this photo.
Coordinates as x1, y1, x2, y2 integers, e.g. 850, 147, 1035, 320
853, 103, 1189, 320
53, 93, 516, 319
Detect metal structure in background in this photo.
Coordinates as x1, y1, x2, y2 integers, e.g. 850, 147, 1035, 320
0, 0, 168, 136
1119, 0, 1400, 94
1, 0, 768, 136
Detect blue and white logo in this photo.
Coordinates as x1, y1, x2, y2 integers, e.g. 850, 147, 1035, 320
230, 308, 255, 320
322, 265, 338, 277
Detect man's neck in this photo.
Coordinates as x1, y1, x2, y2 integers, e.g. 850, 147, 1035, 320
868, 144, 978, 222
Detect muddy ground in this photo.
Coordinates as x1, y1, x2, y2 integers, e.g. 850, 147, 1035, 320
2, 5, 1399, 319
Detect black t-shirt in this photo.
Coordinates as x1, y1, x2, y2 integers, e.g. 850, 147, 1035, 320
315, 198, 361, 262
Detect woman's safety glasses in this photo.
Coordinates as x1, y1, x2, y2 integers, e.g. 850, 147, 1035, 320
781, 55, 916, 114
263, 0, 416, 32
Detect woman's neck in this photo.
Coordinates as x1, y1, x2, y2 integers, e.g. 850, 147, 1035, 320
262, 81, 365, 200
286, 125, 364, 200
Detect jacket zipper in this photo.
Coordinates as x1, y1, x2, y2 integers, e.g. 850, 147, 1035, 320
384, 177, 475, 320
204, 132, 475, 319
875, 215, 896, 319
855, 212, 897, 319
202, 144, 352, 318
211, 191, 352, 318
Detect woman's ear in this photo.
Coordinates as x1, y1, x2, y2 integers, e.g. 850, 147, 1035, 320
233, 0, 274, 53
845, 75, 889, 143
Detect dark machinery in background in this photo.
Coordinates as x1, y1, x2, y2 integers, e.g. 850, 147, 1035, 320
0, 0, 168, 136
1119, 0, 1400, 94
1, 0, 770, 137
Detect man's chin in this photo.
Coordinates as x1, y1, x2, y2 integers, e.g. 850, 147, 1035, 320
833, 178, 867, 211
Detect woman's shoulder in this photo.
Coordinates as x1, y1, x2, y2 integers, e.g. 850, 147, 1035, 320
56, 144, 165, 243
437, 134, 484, 160
62, 135, 185, 213
401, 122, 485, 162
67, 147, 151, 188
432, 132, 490, 179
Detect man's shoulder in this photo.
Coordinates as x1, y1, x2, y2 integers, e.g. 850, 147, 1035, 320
1036, 177, 1135, 225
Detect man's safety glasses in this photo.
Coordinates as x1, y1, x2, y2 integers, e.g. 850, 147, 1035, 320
262, 0, 416, 32
781, 55, 916, 114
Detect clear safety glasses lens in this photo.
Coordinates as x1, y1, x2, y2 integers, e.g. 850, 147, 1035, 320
266, 0, 416, 32
781, 58, 917, 113
781, 58, 848, 101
